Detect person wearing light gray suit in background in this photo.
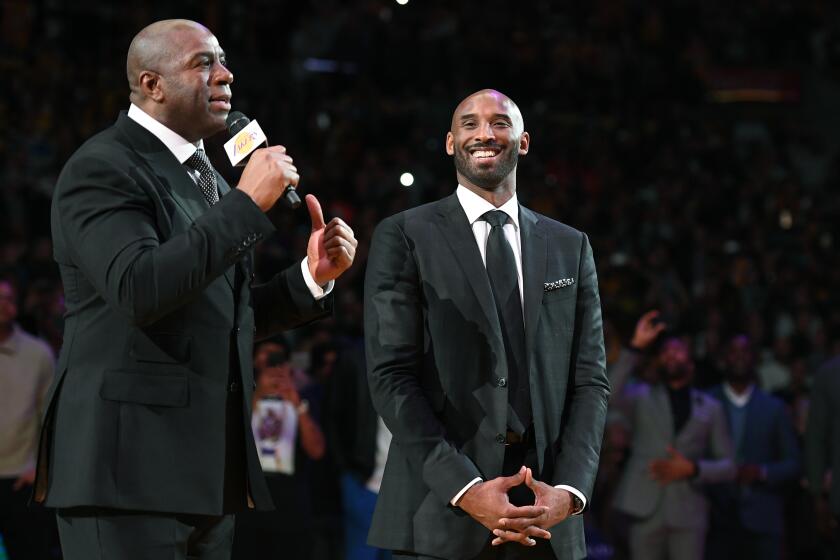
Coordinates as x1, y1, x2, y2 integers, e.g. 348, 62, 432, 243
611, 313, 735, 560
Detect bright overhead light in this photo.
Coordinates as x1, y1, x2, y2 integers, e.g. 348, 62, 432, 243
396, 0, 409, 5
400, 172, 415, 187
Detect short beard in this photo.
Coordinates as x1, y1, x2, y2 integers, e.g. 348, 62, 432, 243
453, 144, 519, 190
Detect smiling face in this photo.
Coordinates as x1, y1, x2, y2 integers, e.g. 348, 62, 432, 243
128, 20, 233, 142
446, 90, 529, 197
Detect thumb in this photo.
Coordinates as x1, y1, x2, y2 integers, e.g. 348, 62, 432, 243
525, 467, 539, 490
306, 194, 326, 230
501, 466, 527, 489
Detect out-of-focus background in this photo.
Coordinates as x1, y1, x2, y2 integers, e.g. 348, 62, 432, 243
2, 1, 840, 558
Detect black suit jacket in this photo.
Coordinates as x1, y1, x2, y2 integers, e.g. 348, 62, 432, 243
364, 194, 609, 560
33, 112, 331, 515
806, 356, 840, 515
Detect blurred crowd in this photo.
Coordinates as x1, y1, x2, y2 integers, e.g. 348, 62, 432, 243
3, 0, 840, 558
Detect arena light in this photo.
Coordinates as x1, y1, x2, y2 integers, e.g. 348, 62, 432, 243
400, 172, 415, 187
396, 0, 409, 5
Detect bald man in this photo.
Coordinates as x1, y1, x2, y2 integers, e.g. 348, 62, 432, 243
33, 19, 357, 560
364, 90, 609, 559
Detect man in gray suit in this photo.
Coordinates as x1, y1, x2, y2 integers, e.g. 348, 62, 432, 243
365, 89, 610, 559
612, 333, 735, 560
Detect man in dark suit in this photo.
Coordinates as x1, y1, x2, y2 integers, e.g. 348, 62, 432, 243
32, 19, 357, 560
806, 354, 840, 556
706, 335, 801, 560
364, 89, 610, 559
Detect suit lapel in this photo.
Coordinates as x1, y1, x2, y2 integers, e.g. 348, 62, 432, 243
434, 195, 504, 349
518, 206, 547, 364
116, 114, 235, 291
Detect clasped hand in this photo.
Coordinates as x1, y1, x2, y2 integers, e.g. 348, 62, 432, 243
457, 467, 573, 547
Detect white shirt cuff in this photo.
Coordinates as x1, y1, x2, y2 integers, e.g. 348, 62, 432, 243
301, 258, 334, 300
554, 484, 587, 515
451, 477, 483, 506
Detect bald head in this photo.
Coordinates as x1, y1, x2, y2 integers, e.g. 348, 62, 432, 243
126, 19, 210, 100
451, 89, 525, 134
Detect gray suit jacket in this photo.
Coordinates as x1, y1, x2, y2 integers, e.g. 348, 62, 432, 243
364, 194, 610, 560
611, 354, 735, 528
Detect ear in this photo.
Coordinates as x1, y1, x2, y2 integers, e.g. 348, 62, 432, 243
138, 70, 164, 103
518, 131, 530, 155
445, 131, 455, 156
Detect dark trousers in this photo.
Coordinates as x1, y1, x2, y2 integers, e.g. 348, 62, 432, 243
0, 477, 52, 560
56, 508, 234, 560
395, 439, 556, 560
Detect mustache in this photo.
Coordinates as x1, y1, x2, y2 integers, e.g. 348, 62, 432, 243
466, 142, 501, 151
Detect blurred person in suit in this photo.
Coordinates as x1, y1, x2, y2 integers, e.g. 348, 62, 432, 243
33, 19, 356, 560
365, 89, 610, 559
0, 279, 55, 560
705, 334, 801, 560
612, 333, 735, 560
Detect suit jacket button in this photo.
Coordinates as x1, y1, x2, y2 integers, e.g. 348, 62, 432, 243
497, 378, 507, 387
229, 381, 240, 393
495, 433, 506, 445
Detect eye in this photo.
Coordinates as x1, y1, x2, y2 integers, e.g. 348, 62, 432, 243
462, 121, 476, 129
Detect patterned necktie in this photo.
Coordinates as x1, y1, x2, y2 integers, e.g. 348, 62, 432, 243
482, 210, 531, 431
185, 148, 219, 206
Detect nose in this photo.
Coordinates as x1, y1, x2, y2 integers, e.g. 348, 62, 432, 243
213, 61, 234, 85
474, 121, 495, 142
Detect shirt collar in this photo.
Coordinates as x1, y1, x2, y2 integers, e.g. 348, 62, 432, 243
127, 103, 203, 164
0, 324, 22, 354
723, 382, 755, 408
455, 185, 519, 229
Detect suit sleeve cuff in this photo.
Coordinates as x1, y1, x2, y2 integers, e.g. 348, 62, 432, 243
451, 477, 483, 506
554, 484, 587, 515
301, 258, 334, 300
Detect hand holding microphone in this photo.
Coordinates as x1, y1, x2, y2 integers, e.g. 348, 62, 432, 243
237, 145, 300, 212
226, 111, 301, 210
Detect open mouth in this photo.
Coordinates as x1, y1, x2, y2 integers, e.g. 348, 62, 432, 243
469, 146, 501, 160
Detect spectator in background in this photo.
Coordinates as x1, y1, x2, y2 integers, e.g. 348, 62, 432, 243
612, 329, 735, 560
0, 279, 55, 560
805, 354, 840, 558
705, 334, 801, 560
234, 346, 325, 560
325, 344, 392, 560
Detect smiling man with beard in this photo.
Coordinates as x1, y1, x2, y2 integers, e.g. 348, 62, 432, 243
364, 89, 610, 559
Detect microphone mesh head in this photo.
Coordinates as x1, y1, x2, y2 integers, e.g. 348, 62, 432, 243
226, 111, 250, 136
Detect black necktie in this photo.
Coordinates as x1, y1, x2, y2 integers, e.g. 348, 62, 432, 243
185, 148, 219, 206
482, 210, 531, 431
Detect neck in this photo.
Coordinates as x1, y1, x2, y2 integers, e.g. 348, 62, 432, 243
726, 379, 753, 395
457, 173, 516, 207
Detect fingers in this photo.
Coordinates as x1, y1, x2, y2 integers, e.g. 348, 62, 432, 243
306, 194, 326, 230
501, 504, 548, 519
499, 516, 552, 538
491, 528, 538, 547
499, 466, 527, 489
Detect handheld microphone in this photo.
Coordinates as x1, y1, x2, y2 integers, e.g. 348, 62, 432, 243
224, 111, 301, 209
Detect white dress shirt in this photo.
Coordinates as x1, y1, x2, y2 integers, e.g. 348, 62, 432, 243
450, 186, 586, 514
126, 104, 332, 299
